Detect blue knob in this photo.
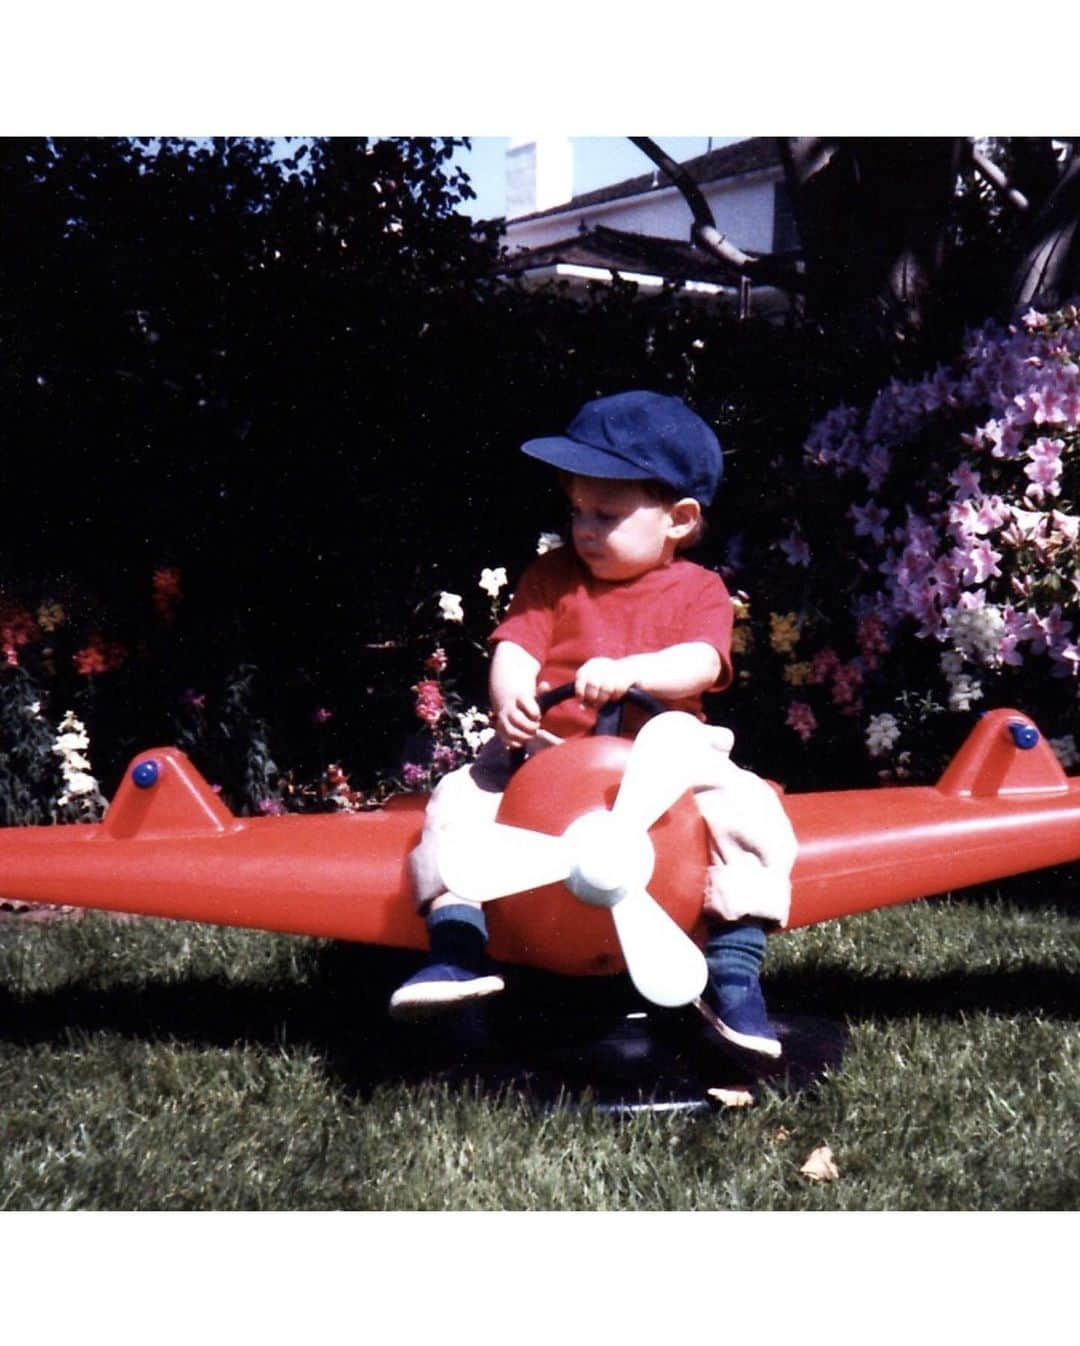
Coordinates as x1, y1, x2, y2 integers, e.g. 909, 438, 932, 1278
132, 759, 160, 788
1008, 723, 1039, 750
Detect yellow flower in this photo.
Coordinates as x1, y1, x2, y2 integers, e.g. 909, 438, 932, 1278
37, 602, 65, 632
769, 611, 802, 656
731, 625, 753, 655
731, 593, 751, 622
783, 660, 814, 686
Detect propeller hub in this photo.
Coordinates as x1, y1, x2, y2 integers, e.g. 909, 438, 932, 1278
562, 810, 655, 909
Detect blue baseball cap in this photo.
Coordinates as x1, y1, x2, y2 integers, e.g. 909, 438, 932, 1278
520, 390, 722, 505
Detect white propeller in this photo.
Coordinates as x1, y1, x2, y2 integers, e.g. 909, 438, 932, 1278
436, 712, 719, 1008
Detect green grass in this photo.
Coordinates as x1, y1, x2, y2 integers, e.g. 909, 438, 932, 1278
0, 874, 1078, 1210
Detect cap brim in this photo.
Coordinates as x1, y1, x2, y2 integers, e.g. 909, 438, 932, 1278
521, 435, 650, 481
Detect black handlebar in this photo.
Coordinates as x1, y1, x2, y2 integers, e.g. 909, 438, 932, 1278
538, 681, 670, 736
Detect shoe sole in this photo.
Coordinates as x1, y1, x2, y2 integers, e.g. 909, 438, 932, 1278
694, 997, 782, 1060
388, 974, 506, 1021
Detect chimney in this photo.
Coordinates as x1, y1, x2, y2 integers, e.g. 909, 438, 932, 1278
506, 138, 573, 218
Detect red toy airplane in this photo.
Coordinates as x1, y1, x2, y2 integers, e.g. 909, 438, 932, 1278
0, 698, 1075, 1016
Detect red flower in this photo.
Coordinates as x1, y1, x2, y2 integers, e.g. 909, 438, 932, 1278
153, 566, 183, 623
74, 646, 108, 675
73, 637, 126, 676
0, 605, 40, 650
412, 679, 445, 727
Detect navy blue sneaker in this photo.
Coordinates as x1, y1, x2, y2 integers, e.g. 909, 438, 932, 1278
388, 961, 505, 1020
701, 974, 782, 1060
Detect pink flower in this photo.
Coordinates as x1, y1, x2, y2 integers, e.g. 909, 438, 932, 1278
998, 632, 1024, 667
857, 614, 889, 667
1028, 605, 1073, 657
1023, 436, 1064, 503
432, 744, 463, 773
257, 797, 285, 816
849, 500, 890, 544
811, 647, 840, 684
180, 688, 207, 710
975, 495, 1009, 532
785, 701, 818, 743
412, 679, 445, 728
948, 462, 981, 499
312, 707, 333, 725
831, 661, 863, 708
863, 444, 891, 491
1050, 510, 1080, 546
1050, 639, 1080, 678
779, 532, 811, 567
402, 762, 428, 788
1015, 379, 1072, 426
999, 505, 1046, 548
979, 417, 1024, 460
951, 537, 1002, 586
948, 499, 986, 540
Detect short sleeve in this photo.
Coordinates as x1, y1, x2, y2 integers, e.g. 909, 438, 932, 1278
680, 567, 734, 691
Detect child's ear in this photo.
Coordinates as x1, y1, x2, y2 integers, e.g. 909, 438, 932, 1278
668, 497, 702, 540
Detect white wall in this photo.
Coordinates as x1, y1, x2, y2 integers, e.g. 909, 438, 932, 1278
504, 170, 783, 255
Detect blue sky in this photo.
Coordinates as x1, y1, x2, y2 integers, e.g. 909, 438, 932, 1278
450, 137, 735, 221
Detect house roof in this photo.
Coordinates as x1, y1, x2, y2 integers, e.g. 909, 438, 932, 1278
498, 223, 746, 286
510, 137, 782, 225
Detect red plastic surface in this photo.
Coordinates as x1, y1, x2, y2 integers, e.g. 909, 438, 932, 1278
0, 709, 1074, 972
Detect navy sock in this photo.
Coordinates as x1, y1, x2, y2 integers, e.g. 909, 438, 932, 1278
426, 903, 489, 972
705, 919, 767, 990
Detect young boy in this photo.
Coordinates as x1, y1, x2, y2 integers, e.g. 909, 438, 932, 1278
390, 390, 797, 1059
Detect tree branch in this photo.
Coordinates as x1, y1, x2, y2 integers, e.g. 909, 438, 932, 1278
969, 143, 1029, 213
628, 136, 802, 292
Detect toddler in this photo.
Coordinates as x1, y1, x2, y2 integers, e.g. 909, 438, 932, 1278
390, 390, 797, 1059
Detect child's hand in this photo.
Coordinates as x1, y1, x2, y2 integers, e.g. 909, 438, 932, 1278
574, 657, 636, 708
494, 690, 543, 748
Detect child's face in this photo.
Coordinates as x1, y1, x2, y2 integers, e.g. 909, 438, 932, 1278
565, 475, 685, 582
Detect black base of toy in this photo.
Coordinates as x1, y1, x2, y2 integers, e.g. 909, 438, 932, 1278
366, 959, 849, 1113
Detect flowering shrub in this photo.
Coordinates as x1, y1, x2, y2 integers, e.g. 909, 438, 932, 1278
388, 564, 517, 793
730, 301, 1080, 783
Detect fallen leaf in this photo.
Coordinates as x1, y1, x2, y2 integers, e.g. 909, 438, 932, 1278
707, 1086, 755, 1109
800, 1144, 840, 1182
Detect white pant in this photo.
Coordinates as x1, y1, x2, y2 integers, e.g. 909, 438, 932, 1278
408, 724, 797, 927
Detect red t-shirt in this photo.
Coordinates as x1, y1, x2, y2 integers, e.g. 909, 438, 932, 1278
491, 548, 734, 738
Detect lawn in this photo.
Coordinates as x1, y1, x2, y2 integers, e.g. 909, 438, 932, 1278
0, 870, 1077, 1212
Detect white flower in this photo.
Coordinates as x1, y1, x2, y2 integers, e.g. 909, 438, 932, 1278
944, 604, 1004, 667
940, 650, 965, 678
1049, 734, 1080, 769
536, 532, 564, 555
438, 591, 464, 623
947, 675, 984, 712
58, 770, 100, 802
459, 706, 495, 754
478, 567, 508, 598
865, 712, 901, 758
54, 731, 89, 757
52, 710, 104, 815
